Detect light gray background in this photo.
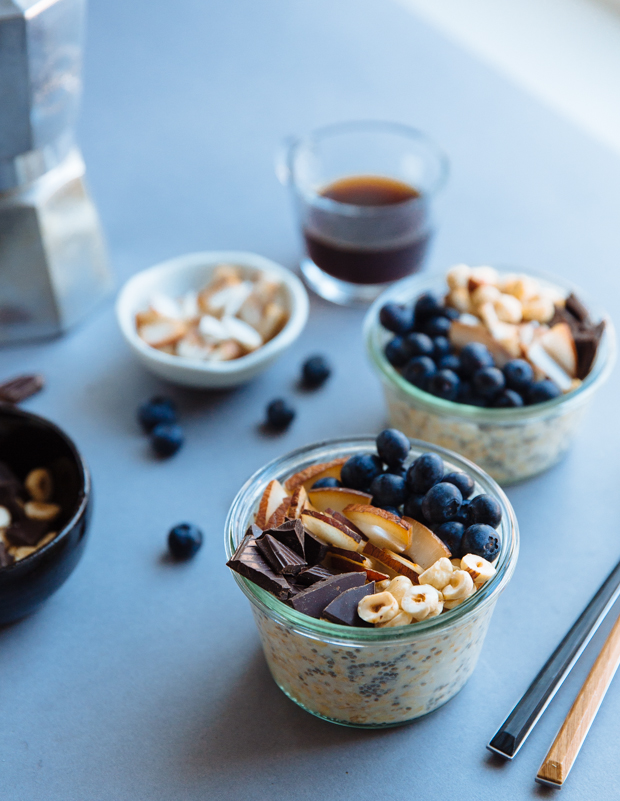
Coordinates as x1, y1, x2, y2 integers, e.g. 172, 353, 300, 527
1, 0, 619, 798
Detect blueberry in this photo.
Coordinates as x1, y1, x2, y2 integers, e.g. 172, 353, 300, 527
473, 366, 505, 399
404, 332, 434, 358
138, 396, 177, 433
428, 369, 460, 401
453, 499, 471, 525
527, 379, 562, 405
457, 381, 489, 407
434, 521, 465, 556
442, 471, 475, 499
424, 316, 451, 338
385, 337, 410, 368
406, 453, 444, 494
442, 307, 460, 321
403, 493, 425, 521
462, 524, 500, 561
302, 355, 331, 388
380, 506, 402, 517
151, 423, 184, 457
340, 453, 383, 492
432, 336, 452, 360
503, 359, 534, 392
402, 356, 436, 390
422, 482, 463, 524
414, 292, 445, 320
460, 342, 494, 377
438, 353, 460, 372
168, 522, 203, 560
369, 473, 406, 508
468, 494, 502, 528
266, 399, 295, 430
311, 477, 341, 489
493, 389, 524, 408
376, 428, 410, 467
385, 464, 407, 479
379, 303, 413, 334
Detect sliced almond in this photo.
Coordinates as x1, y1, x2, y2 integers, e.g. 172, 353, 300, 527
307, 487, 372, 515
401, 517, 451, 570
138, 320, 186, 348
284, 458, 348, 493
254, 302, 288, 342
287, 485, 309, 519
362, 542, 421, 583
526, 342, 573, 391
300, 510, 364, 552
449, 320, 513, 367
221, 317, 262, 351
538, 322, 578, 377
342, 505, 412, 553
255, 479, 289, 529
265, 497, 292, 529
149, 292, 183, 320
0, 505, 11, 528
208, 340, 245, 361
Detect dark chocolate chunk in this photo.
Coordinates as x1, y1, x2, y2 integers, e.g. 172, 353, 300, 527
263, 519, 305, 558
574, 321, 605, 379
565, 292, 590, 323
322, 582, 376, 627
5, 519, 48, 547
247, 524, 263, 539
302, 530, 329, 566
0, 542, 14, 567
255, 533, 307, 576
296, 565, 335, 586
226, 536, 292, 600
0, 374, 45, 404
288, 572, 366, 618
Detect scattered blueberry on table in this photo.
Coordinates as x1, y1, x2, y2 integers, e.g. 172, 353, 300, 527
168, 523, 204, 560
138, 396, 177, 432
265, 398, 296, 431
151, 423, 184, 457
301, 355, 332, 388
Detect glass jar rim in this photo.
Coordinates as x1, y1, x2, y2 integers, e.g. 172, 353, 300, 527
225, 435, 519, 644
364, 266, 616, 422
285, 120, 450, 215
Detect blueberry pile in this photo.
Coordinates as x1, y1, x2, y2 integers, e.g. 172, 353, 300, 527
329, 429, 501, 562
138, 396, 184, 457
380, 295, 562, 407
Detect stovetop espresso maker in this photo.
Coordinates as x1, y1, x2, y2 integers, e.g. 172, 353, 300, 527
0, 0, 111, 343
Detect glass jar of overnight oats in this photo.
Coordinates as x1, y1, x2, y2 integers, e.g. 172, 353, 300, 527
364, 270, 615, 485
225, 437, 518, 728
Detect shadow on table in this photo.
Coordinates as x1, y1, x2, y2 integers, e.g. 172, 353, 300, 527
180, 647, 421, 776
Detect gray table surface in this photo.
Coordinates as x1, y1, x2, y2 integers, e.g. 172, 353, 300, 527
2, 0, 620, 798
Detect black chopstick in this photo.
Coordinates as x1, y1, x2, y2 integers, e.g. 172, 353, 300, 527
488, 555, 620, 759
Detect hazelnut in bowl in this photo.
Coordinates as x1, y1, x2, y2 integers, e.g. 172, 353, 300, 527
0, 406, 91, 626
116, 251, 310, 389
364, 265, 615, 484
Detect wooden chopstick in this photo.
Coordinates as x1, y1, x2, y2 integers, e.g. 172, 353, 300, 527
536, 610, 620, 788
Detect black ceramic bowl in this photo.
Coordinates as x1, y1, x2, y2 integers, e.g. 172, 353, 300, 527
0, 406, 91, 625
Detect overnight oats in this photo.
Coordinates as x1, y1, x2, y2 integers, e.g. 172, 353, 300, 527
364, 265, 615, 483
225, 433, 518, 727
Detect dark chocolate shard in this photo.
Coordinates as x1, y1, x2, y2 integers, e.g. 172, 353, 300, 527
574, 321, 605, 379
302, 530, 329, 566
0, 374, 45, 404
288, 572, 366, 618
322, 582, 376, 627
247, 524, 263, 539
5, 519, 48, 547
255, 533, 307, 576
263, 519, 305, 558
0, 542, 14, 567
296, 565, 335, 586
565, 293, 590, 323
226, 537, 291, 600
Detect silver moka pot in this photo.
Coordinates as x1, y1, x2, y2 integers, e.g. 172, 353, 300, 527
0, 0, 111, 343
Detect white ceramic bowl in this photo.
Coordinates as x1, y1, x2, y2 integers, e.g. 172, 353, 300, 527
116, 251, 310, 388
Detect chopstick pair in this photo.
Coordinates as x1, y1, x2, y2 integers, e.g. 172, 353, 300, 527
488, 556, 620, 787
